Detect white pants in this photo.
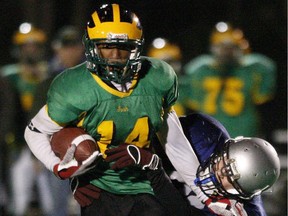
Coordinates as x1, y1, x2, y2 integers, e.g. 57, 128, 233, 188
10, 148, 54, 216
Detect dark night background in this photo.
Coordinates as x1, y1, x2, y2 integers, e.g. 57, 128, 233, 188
0, 0, 287, 214
0, 0, 286, 131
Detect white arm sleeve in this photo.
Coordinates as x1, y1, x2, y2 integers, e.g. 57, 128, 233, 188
157, 110, 208, 202
24, 105, 63, 171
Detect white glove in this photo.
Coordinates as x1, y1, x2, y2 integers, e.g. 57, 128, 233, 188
53, 144, 101, 179
205, 196, 248, 216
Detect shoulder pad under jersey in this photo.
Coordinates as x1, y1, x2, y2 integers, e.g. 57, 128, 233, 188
184, 55, 214, 75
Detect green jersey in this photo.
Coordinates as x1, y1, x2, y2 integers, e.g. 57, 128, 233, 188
182, 54, 276, 137
1, 63, 48, 112
47, 57, 178, 195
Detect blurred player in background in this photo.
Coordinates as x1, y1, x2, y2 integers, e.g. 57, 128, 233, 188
1, 23, 53, 216
30, 25, 85, 216
181, 22, 276, 138
0, 77, 17, 215
147, 37, 186, 116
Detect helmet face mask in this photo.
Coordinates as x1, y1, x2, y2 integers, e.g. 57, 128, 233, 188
195, 137, 281, 200
194, 150, 240, 199
211, 43, 242, 67
84, 4, 144, 84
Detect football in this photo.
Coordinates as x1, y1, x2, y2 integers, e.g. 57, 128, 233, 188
51, 127, 98, 163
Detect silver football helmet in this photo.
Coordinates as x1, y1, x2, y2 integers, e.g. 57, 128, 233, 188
195, 136, 281, 200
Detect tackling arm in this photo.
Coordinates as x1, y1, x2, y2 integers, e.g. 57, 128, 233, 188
157, 109, 208, 202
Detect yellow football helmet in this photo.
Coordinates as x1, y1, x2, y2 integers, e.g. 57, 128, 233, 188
147, 38, 182, 74
84, 3, 144, 84
13, 23, 47, 45
210, 22, 243, 45
210, 22, 248, 50
147, 38, 181, 61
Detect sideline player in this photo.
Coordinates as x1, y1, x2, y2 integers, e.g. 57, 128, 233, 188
181, 22, 276, 138
2, 23, 53, 215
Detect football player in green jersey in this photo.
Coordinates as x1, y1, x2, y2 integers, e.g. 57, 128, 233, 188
181, 22, 276, 138
24, 4, 200, 216
24, 4, 241, 216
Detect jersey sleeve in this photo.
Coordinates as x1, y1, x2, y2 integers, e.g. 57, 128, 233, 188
46, 93, 80, 125
251, 62, 276, 104
157, 111, 200, 187
144, 57, 179, 108
163, 72, 178, 109
243, 195, 267, 216
46, 64, 90, 125
243, 53, 277, 105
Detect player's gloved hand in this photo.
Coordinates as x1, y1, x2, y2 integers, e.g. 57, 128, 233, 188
105, 144, 160, 170
70, 175, 101, 207
53, 144, 101, 179
205, 196, 248, 216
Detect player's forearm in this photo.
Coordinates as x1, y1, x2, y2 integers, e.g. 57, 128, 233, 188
24, 105, 62, 171
157, 110, 209, 203
25, 127, 60, 171
147, 165, 194, 216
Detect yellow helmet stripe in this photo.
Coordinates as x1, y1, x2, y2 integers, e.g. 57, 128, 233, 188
91, 11, 101, 26
113, 4, 120, 22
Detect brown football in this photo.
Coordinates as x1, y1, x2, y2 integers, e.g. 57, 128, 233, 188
51, 127, 98, 163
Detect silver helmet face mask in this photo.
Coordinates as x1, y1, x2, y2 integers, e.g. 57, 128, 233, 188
194, 149, 238, 199
195, 137, 281, 200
